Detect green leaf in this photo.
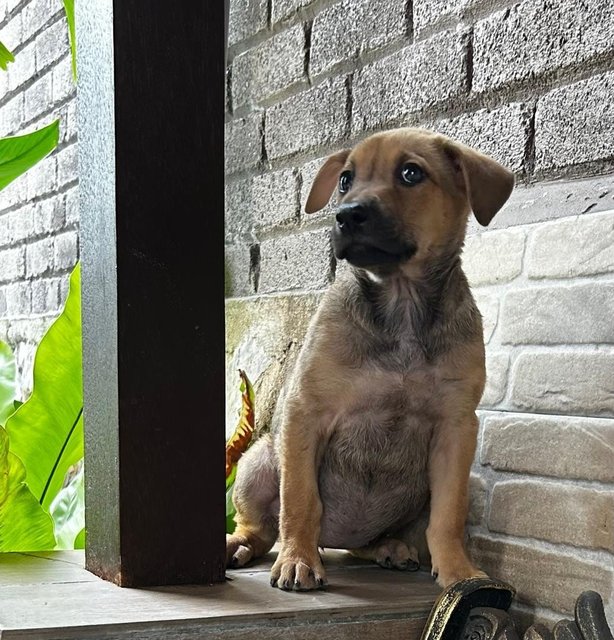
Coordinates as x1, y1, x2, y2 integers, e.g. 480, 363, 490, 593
0, 427, 56, 551
226, 464, 237, 534
5, 264, 83, 511
0, 341, 17, 426
0, 121, 59, 192
50, 463, 84, 549
74, 527, 85, 549
0, 41, 15, 71
61, 0, 77, 81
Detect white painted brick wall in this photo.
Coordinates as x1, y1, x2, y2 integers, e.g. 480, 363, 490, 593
0, 0, 78, 397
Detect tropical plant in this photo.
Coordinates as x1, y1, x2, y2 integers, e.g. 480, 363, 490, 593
225, 370, 255, 534
0, 41, 14, 70
0, 0, 82, 553
0, 265, 84, 551
0, 121, 60, 191
0, 0, 76, 190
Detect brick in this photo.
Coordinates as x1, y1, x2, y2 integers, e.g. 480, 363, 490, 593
462, 228, 525, 287
0, 213, 10, 247
352, 30, 466, 133
225, 111, 262, 174
35, 17, 69, 71
266, 77, 347, 160
0, 246, 25, 282
64, 188, 78, 226
56, 143, 78, 186
59, 273, 70, 304
511, 352, 614, 415
26, 153, 56, 199
24, 73, 52, 122
22, 0, 60, 41
4, 281, 31, 317
7, 42, 35, 92
25, 237, 53, 277
259, 228, 332, 293
310, 0, 408, 77
59, 99, 77, 143
0, 94, 24, 137
54, 230, 78, 270
232, 25, 305, 109
228, 0, 268, 46
426, 103, 532, 174
51, 55, 75, 103
6, 0, 23, 13
473, 291, 498, 344
473, 0, 614, 93
34, 196, 65, 234
225, 243, 257, 297
481, 414, 614, 483
271, 0, 312, 24
489, 480, 614, 552
480, 351, 508, 408
467, 473, 486, 526
469, 536, 613, 615
0, 62, 7, 97
252, 168, 298, 229
0, 176, 27, 213
31, 277, 60, 314
501, 283, 614, 345
535, 72, 614, 174
527, 212, 614, 280
8, 206, 35, 242
225, 177, 255, 243
0, 15, 22, 52
413, 0, 467, 38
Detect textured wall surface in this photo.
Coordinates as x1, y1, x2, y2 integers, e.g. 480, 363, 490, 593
225, 0, 614, 627
0, 0, 77, 396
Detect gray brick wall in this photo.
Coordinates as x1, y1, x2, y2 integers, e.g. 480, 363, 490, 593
0, 0, 77, 396
225, 0, 614, 627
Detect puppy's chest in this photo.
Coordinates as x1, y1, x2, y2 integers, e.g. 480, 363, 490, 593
324, 367, 438, 475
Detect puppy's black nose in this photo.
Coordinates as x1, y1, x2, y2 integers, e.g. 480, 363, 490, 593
336, 203, 370, 233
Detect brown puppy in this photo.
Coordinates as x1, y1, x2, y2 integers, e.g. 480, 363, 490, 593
226, 128, 514, 591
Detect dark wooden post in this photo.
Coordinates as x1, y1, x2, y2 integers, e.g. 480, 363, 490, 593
77, 1, 226, 586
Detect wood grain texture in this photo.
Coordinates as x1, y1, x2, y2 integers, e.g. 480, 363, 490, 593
0, 551, 440, 639
76, 0, 227, 586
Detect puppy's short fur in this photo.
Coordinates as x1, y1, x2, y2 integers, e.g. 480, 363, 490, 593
226, 128, 514, 591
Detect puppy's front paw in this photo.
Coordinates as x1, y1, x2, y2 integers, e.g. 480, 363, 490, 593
432, 558, 488, 588
270, 549, 327, 592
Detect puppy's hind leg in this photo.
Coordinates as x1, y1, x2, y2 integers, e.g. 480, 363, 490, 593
350, 536, 420, 571
227, 435, 280, 569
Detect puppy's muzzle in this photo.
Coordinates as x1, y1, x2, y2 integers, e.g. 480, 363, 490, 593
335, 202, 370, 234
332, 201, 416, 268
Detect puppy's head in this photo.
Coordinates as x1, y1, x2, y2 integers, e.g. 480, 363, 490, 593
305, 128, 514, 273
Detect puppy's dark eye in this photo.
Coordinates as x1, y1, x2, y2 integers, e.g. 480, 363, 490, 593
400, 163, 425, 186
339, 170, 353, 194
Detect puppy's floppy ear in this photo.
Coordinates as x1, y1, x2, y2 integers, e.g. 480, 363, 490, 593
445, 141, 515, 226
305, 149, 351, 214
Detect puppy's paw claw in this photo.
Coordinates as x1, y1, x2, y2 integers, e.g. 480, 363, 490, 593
373, 539, 420, 571
270, 552, 327, 592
